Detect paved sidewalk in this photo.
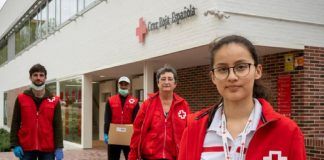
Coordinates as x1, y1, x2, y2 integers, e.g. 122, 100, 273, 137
0, 144, 126, 160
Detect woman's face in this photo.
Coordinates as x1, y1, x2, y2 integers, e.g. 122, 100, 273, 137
210, 43, 262, 102
158, 72, 177, 92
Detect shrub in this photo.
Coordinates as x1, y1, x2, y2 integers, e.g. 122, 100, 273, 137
0, 128, 11, 152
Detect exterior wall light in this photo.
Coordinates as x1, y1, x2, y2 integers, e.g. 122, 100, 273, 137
204, 9, 230, 19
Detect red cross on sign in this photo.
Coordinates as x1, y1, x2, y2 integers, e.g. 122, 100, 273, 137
136, 17, 147, 43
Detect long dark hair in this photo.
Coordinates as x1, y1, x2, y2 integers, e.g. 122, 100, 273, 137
206, 35, 269, 128
209, 35, 269, 100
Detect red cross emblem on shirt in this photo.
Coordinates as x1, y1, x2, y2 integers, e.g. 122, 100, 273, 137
263, 151, 287, 160
47, 97, 56, 102
136, 17, 147, 43
129, 98, 135, 104
178, 110, 187, 119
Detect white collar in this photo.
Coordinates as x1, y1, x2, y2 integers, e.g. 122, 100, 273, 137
208, 98, 262, 133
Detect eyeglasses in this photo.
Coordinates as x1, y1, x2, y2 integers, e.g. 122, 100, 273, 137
212, 63, 253, 80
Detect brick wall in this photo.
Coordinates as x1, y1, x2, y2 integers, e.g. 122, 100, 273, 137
176, 65, 221, 112
262, 50, 304, 112
262, 47, 324, 160
302, 46, 324, 159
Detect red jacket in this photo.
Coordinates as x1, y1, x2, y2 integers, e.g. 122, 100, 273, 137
178, 98, 306, 160
109, 94, 138, 124
129, 92, 190, 160
17, 94, 60, 152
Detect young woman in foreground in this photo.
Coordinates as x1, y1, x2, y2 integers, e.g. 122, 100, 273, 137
178, 35, 306, 160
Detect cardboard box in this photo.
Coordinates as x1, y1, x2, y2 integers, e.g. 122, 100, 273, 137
108, 123, 133, 146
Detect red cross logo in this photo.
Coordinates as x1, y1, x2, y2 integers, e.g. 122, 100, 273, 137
129, 98, 135, 104
263, 151, 287, 160
136, 17, 147, 43
178, 110, 187, 119
47, 97, 56, 102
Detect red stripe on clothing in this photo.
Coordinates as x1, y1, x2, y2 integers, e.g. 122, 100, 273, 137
203, 146, 233, 152
236, 147, 247, 154
203, 146, 247, 154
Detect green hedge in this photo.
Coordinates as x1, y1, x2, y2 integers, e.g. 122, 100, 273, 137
0, 128, 11, 152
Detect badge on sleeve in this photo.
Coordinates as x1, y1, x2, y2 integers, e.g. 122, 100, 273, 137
178, 110, 187, 119
263, 151, 287, 160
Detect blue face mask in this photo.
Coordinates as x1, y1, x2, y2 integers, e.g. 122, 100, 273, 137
118, 88, 129, 96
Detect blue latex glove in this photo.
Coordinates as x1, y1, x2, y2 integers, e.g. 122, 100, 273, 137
55, 148, 63, 160
104, 133, 109, 144
13, 146, 24, 159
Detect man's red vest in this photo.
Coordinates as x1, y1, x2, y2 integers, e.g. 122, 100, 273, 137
17, 94, 59, 152
108, 94, 138, 124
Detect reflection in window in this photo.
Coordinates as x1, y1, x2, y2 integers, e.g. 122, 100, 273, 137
4, 86, 29, 127
40, 3, 48, 37
15, 20, 31, 54
30, 12, 39, 43
46, 82, 57, 96
77, 0, 85, 12
36, 10, 42, 40
48, 0, 56, 33
56, 0, 61, 26
85, 0, 96, 6
3, 92, 8, 126
61, 0, 77, 23
4, 0, 100, 57
60, 78, 82, 144
0, 40, 7, 65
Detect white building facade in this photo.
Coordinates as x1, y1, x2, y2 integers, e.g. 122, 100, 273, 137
0, 0, 324, 157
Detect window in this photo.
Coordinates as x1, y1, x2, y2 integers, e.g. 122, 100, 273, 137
77, 0, 85, 12
46, 82, 57, 96
135, 89, 144, 102
15, 20, 31, 54
61, 0, 77, 23
4, 86, 29, 127
48, 0, 56, 33
56, 0, 61, 25
3, 92, 8, 126
3, 0, 101, 59
30, 12, 39, 43
60, 78, 82, 144
40, 3, 48, 37
85, 0, 96, 6
0, 40, 7, 65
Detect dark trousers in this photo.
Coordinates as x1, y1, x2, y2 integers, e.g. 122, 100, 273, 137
22, 151, 55, 160
108, 144, 130, 160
